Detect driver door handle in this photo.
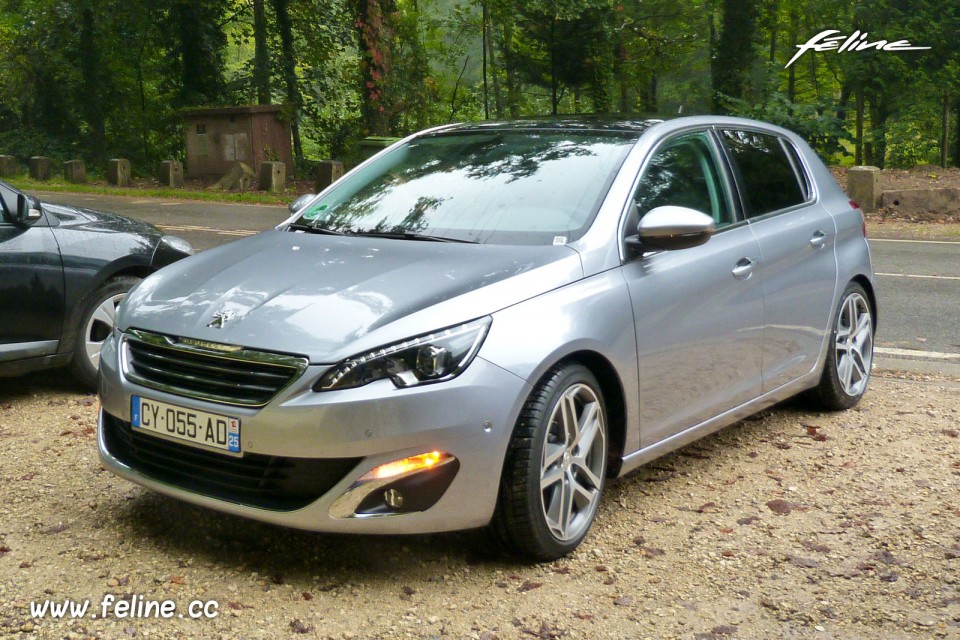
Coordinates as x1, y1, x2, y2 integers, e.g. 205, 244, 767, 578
732, 257, 756, 280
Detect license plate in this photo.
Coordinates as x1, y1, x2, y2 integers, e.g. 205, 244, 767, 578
131, 395, 240, 453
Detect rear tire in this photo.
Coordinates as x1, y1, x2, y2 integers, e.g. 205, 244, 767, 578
490, 363, 607, 561
69, 276, 141, 389
810, 282, 874, 410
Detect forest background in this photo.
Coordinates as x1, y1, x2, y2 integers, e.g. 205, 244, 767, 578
0, 0, 957, 176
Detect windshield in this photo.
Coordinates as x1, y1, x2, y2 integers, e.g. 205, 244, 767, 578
294, 130, 637, 245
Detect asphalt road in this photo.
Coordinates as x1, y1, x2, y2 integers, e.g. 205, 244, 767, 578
35, 190, 289, 252
34, 191, 960, 375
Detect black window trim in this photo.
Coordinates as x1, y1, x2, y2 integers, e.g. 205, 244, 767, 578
713, 126, 818, 223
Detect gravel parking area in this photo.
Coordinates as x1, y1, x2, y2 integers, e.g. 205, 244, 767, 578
1, 371, 958, 639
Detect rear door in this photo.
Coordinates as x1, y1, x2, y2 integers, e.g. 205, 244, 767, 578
622, 131, 765, 447
717, 129, 838, 391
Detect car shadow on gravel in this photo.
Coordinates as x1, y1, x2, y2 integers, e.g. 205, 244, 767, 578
112, 490, 503, 583
0, 369, 91, 402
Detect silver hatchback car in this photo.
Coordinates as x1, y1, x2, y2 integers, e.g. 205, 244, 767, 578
98, 116, 876, 560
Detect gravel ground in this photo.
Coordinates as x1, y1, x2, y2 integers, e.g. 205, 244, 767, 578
1, 371, 959, 640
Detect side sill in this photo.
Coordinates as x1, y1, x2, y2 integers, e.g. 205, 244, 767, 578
618, 371, 819, 477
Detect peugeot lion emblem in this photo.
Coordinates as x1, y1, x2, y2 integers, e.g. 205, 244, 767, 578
207, 310, 234, 329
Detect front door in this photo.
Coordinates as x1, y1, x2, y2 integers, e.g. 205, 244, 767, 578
622, 131, 765, 447
0, 185, 64, 362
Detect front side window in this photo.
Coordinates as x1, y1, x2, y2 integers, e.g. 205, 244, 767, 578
633, 133, 734, 228
294, 130, 639, 245
720, 130, 807, 218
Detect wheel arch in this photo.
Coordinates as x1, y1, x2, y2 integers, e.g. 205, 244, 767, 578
539, 350, 628, 478
851, 274, 878, 331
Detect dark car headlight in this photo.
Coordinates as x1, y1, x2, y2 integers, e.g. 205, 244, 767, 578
315, 317, 491, 391
152, 234, 194, 268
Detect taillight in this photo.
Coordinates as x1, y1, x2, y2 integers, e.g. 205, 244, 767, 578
850, 200, 867, 237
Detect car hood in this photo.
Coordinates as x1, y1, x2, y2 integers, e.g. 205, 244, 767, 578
118, 230, 583, 363
43, 202, 162, 237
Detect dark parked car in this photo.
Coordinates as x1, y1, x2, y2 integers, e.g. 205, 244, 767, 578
0, 180, 192, 388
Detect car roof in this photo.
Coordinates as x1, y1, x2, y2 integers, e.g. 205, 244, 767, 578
433, 116, 663, 137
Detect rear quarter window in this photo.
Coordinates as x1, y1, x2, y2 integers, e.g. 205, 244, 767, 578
720, 130, 808, 218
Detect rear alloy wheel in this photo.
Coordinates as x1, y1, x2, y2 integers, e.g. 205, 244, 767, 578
811, 282, 874, 410
491, 364, 607, 560
69, 276, 141, 389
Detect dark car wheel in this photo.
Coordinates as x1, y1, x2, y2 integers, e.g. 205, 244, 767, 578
69, 276, 141, 389
810, 281, 874, 410
491, 363, 608, 561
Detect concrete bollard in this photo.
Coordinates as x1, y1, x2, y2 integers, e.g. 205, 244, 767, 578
159, 160, 184, 188
63, 159, 87, 184
258, 161, 286, 193
847, 166, 881, 213
108, 159, 131, 187
29, 156, 51, 181
315, 160, 344, 192
0, 155, 15, 177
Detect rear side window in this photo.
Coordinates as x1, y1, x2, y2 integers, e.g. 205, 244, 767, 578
720, 130, 807, 218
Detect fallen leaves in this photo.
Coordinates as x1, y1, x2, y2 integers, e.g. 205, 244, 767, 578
766, 499, 808, 516
517, 581, 542, 593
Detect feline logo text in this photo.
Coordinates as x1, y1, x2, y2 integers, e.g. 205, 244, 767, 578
787, 30, 930, 68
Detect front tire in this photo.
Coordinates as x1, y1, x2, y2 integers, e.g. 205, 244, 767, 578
491, 364, 608, 561
69, 276, 141, 389
811, 282, 874, 410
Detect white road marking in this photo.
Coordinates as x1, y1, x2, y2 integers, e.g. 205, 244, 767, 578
156, 223, 258, 237
130, 200, 153, 204
870, 238, 959, 245
875, 347, 960, 360
876, 272, 960, 281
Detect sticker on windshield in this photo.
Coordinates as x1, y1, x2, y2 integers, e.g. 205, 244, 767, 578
552, 236, 568, 246
300, 203, 328, 221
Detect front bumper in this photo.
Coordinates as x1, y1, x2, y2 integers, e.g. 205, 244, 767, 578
97, 333, 530, 534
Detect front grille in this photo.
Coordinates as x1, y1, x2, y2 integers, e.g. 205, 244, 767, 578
102, 412, 360, 511
122, 330, 308, 407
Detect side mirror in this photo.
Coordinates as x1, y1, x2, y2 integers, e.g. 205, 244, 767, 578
15, 194, 42, 226
289, 193, 316, 214
628, 205, 715, 252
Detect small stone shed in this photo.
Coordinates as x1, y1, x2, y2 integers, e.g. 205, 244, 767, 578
182, 105, 292, 179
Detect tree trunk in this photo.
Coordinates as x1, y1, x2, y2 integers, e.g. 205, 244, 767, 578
712, 0, 759, 112
855, 85, 864, 165
353, 0, 394, 135
272, 0, 303, 164
941, 91, 950, 169
483, 1, 503, 118
253, 0, 271, 105
79, 5, 105, 160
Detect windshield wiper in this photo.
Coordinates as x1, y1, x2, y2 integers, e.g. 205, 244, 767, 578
287, 222, 345, 236
351, 230, 477, 243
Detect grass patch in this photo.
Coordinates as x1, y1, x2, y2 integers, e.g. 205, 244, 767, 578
7, 176, 292, 206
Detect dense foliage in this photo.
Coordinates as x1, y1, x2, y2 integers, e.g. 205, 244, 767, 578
0, 0, 957, 173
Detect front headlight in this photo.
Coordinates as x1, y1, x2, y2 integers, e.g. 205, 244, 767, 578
160, 235, 194, 255
315, 317, 491, 391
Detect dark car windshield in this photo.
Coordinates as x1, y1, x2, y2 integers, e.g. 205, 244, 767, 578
294, 130, 637, 245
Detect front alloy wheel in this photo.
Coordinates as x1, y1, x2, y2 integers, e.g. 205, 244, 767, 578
491, 363, 608, 560
811, 282, 874, 410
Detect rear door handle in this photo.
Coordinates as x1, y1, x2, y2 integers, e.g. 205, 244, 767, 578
732, 257, 756, 280
809, 230, 827, 249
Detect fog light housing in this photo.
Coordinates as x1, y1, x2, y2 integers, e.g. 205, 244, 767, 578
329, 451, 460, 518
